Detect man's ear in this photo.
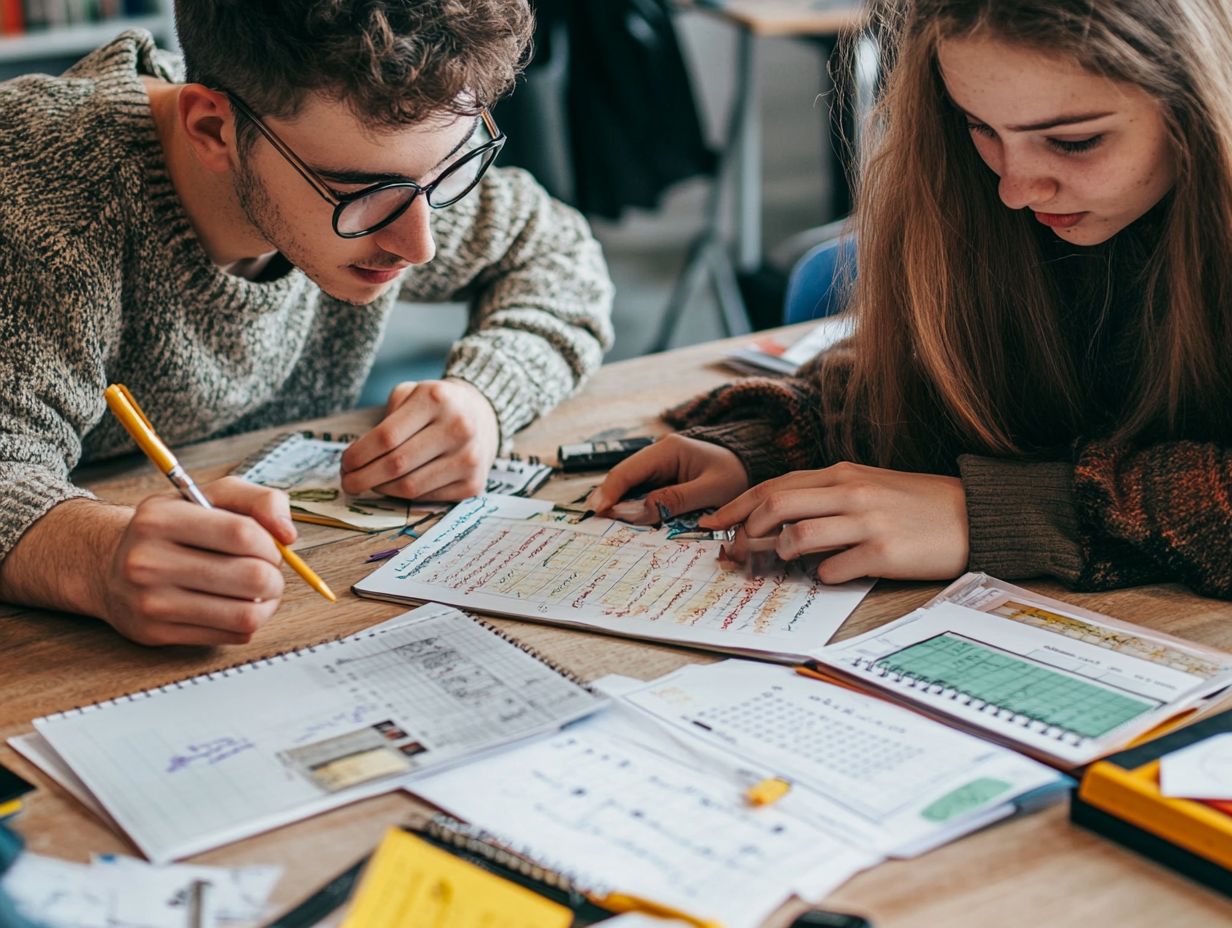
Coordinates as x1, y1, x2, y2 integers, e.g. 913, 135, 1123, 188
179, 84, 236, 174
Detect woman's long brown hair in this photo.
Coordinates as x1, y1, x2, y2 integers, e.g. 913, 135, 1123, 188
833, 0, 1232, 469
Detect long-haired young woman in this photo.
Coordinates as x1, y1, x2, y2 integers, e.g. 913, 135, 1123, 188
591, 0, 1232, 596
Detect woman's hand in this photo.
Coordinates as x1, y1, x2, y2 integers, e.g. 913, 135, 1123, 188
699, 461, 969, 583
586, 434, 751, 523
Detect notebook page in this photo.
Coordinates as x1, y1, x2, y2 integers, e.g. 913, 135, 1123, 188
33, 605, 604, 863
620, 660, 1060, 854
410, 711, 877, 928
354, 494, 871, 661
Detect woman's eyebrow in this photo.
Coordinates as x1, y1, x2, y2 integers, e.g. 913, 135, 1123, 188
1005, 111, 1115, 131
952, 100, 1114, 132
311, 116, 482, 185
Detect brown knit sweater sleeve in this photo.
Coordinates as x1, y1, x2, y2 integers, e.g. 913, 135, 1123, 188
1067, 439, 1232, 597
958, 456, 1084, 583
664, 346, 856, 484
924, 440, 1232, 595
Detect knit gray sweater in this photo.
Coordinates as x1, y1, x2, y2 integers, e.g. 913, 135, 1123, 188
0, 32, 614, 563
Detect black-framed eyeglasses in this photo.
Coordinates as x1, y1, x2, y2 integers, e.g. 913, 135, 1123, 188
225, 92, 505, 239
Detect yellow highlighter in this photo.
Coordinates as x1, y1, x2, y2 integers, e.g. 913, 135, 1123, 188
103, 384, 336, 603
744, 776, 792, 807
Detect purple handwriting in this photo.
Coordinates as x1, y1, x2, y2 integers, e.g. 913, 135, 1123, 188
166, 737, 256, 773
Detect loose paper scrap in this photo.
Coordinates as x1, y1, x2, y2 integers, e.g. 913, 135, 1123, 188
1160, 733, 1232, 799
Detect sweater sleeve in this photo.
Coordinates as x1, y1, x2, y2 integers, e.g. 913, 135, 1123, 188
960, 438, 1232, 597
957, 456, 1084, 583
1069, 439, 1232, 596
664, 346, 856, 484
0, 228, 105, 564
399, 167, 614, 446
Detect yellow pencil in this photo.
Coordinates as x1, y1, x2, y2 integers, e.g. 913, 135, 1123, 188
104, 384, 336, 603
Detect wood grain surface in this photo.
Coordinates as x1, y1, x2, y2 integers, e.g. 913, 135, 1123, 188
3, 325, 1229, 927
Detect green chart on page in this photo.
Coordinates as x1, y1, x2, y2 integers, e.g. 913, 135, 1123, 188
874, 633, 1159, 740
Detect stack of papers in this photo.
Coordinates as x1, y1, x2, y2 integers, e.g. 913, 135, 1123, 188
722, 316, 853, 376
1, 853, 280, 928
410, 660, 1068, 928
619, 661, 1065, 856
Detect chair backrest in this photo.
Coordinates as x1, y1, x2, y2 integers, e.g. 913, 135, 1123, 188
783, 236, 857, 325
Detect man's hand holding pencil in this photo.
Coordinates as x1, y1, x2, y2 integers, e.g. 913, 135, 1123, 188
100, 476, 296, 647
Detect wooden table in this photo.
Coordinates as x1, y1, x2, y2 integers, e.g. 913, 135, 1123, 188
3, 325, 1231, 927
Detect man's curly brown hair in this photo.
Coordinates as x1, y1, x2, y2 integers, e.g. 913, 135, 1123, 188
175, 0, 532, 131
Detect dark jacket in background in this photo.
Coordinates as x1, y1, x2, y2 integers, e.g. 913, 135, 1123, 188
496, 0, 715, 219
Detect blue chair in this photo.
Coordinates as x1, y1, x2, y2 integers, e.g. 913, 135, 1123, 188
783, 236, 856, 325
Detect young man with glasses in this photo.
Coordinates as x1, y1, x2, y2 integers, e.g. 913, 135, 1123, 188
0, 1, 614, 646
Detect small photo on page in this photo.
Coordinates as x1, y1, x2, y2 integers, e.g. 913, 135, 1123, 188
281, 720, 432, 792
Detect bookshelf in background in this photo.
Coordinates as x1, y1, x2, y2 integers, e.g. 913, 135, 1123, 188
0, 0, 176, 66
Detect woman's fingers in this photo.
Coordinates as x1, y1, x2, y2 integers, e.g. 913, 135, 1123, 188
702, 469, 835, 529
587, 442, 679, 514
739, 488, 850, 538
776, 515, 863, 561
724, 515, 862, 570
588, 435, 750, 519
812, 545, 876, 585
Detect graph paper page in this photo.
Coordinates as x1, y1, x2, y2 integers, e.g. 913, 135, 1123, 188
621, 660, 1060, 853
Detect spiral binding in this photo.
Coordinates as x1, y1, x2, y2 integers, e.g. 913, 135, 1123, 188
41, 614, 591, 722
474, 618, 596, 694
417, 813, 606, 901
38, 622, 434, 722
851, 655, 1087, 746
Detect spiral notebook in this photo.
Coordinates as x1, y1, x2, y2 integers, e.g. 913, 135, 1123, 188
233, 431, 553, 531
806, 574, 1232, 767
340, 826, 577, 928
24, 605, 606, 863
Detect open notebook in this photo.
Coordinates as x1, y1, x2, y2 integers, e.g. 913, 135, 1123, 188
233, 431, 553, 531
16, 605, 605, 863
807, 574, 1232, 768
